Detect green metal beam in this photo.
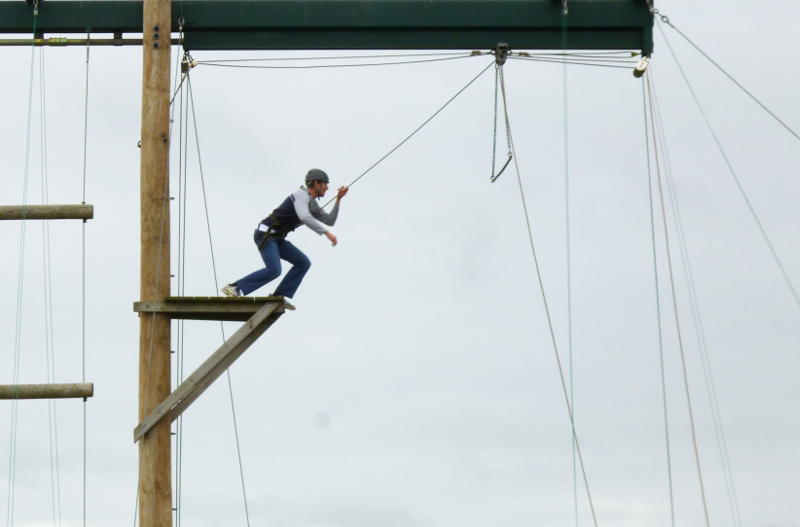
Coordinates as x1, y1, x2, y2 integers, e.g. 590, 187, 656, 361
0, 0, 653, 53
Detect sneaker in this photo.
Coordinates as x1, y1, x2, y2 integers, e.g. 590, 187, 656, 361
270, 294, 296, 310
221, 284, 241, 297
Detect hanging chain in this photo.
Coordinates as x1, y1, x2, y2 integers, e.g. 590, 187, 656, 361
491, 64, 499, 180
490, 60, 513, 183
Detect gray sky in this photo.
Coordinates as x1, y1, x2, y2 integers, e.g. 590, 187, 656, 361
1, 2, 799, 526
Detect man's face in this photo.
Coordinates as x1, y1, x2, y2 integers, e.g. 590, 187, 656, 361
314, 181, 329, 196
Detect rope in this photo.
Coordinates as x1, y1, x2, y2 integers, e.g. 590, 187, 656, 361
198, 51, 474, 63
39, 45, 65, 527
501, 65, 599, 527
649, 66, 743, 527
645, 72, 712, 527
6, 12, 39, 524
561, 12, 579, 526
322, 61, 494, 207
641, 77, 676, 527
36, 44, 63, 527
657, 22, 800, 311
507, 56, 636, 70
187, 73, 253, 526
197, 53, 479, 70
172, 41, 187, 527
175, 47, 188, 527
81, 32, 90, 527
654, 10, 800, 143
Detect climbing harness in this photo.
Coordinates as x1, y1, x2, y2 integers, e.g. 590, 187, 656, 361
491, 44, 512, 183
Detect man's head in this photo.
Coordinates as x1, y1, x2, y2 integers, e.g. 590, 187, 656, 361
305, 168, 330, 198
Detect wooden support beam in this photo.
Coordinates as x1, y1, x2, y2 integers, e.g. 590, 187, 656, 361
0, 204, 94, 220
134, 301, 283, 442
134, 296, 287, 321
0, 383, 94, 400
138, 1, 173, 525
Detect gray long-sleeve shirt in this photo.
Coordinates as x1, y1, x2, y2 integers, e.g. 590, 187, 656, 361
291, 188, 340, 235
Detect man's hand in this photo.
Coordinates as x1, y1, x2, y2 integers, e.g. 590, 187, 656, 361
336, 186, 349, 200
325, 231, 338, 246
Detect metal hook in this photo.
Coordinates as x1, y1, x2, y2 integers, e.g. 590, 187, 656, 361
490, 153, 513, 183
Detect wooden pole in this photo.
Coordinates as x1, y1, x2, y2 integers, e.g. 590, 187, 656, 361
139, 1, 172, 527
0, 383, 94, 399
0, 204, 93, 220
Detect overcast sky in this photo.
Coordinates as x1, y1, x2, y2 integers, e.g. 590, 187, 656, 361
1, 2, 799, 527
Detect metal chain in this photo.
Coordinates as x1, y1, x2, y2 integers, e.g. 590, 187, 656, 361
491, 64, 513, 183
491, 64, 499, 180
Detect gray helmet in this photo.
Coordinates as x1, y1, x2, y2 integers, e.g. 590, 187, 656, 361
305, 168, 329, 186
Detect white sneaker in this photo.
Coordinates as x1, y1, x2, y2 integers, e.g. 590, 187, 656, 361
221, 284, 241, 297
269, 295, 295, 310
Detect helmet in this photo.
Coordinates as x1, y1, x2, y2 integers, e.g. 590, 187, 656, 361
305, 168, 329, 186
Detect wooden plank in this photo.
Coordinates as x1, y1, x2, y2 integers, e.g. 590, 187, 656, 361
0, 204, 94, 220
134, 301, 282, 442
0, 383, 94, 400
134, 296, 286, 321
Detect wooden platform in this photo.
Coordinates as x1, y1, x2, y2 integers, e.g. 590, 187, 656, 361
0, 204, 94, 220
134, 299, 284, 442
134, 296, 286, 321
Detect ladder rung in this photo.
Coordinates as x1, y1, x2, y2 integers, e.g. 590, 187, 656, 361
0, 204, 94, 220
0, 383, 94, 400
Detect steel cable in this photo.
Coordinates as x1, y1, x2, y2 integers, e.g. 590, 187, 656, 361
198, 53, 478, 70
6, 13, 39, 525
323, 60, 494, 207
187, 74, 253, 527
655, 11, 800, 142
642, 76, 676, 527
646, 72, 712, 527
657, 22, 800, 311
500, 65, 600, 527
649, 65, 744, 527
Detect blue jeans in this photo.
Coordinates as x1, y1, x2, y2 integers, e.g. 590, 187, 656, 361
234, 231, 311, 298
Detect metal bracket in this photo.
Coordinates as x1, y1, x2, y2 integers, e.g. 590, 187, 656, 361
494, 43, 510, 65
633, 55, 650, 78
25, 0, 42, 11
181, 52, 198, 73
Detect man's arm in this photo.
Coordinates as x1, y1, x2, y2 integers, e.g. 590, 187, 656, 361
308, 199, 339, 226
292, 191, 329, 235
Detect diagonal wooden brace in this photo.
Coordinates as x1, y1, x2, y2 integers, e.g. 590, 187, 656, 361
134, 301, 283, 442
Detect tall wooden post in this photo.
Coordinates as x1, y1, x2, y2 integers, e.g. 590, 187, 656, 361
139, 1, 172, 527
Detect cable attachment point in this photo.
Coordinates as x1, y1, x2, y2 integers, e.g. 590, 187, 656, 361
181, 53, 198, 73
633, 55, 650, 78
494, 43, 510, 66
26, 0, 41, 16
561, 0, 568, 16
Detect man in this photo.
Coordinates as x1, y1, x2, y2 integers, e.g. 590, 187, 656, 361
221, 168, 348, 308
